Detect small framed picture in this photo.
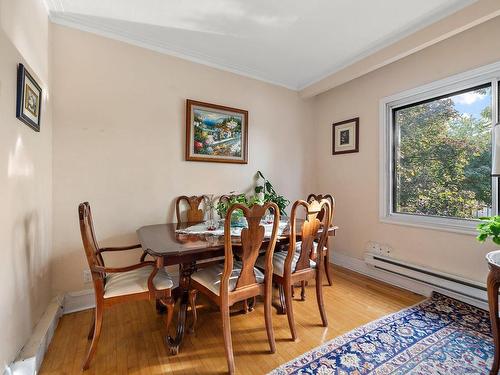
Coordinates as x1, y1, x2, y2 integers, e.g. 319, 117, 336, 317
16, 63, 42, 132
332, 117, 359, 155
186, 99, 248, 164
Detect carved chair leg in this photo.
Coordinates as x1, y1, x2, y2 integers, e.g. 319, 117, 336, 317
324, 247, 333, 286
249, 297, 256, 312
221, 304, 235, 375
488, 271, 500, 375
87, 309, 95, 340
82, 302, 103, 370
264, 283, 276, 353
188, 290, 198, 334
278, 284, 287, 315
316, 269, 328, 327
164, 297, 175, 335
284, 283, 297, 341
300, 281, 306, 301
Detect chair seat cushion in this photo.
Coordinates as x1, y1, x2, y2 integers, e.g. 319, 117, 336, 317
104, 265, 174, 299
256, 241, 319, 277
191, 260, 264, 296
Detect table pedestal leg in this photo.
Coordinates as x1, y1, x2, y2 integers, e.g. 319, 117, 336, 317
166, 262, 196, 355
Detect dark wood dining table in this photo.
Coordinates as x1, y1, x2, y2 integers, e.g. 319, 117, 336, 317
137, 220, 338, 355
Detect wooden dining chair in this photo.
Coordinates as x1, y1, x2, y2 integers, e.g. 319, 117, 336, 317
257, 199, 331, 341
141, 195, 207, 262
176, 195, 207, 223
79, 202, 175, 370
307, 193, 335, 286
189, 202, 280, 374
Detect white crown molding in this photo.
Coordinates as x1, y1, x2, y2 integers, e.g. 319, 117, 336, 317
49, 12, 299, 91
300, 0, 500, 97
296, 0, 476, 91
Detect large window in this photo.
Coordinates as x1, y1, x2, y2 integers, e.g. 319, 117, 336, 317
380, 63, 500, 234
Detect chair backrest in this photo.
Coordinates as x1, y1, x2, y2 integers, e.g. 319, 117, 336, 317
78, 202, 105, 290
221, 202, 280, 296
175, 195, 206, 223
287, 199, 331, 274
306, 193, 335, 223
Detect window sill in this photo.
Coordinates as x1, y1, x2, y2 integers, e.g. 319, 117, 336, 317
380, 213, 479, 236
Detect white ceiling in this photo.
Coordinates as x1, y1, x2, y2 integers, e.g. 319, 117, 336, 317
45, 0, 475, 90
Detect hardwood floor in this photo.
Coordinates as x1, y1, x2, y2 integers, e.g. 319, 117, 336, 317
40, 265, 424, 374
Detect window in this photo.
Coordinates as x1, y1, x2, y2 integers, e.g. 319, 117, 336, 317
380, 63, 500, 234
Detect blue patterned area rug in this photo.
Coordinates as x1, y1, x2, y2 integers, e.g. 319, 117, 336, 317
270, 293, 494, 374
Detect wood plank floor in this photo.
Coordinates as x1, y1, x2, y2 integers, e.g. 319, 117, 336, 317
40, 265, 425, 374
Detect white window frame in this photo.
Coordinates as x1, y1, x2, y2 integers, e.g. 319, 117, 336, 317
380, 61, 500, 235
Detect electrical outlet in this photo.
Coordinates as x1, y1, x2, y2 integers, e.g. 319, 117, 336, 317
366, 241, 381, 254
83, 269, 92, 283
380, 244, 392, 256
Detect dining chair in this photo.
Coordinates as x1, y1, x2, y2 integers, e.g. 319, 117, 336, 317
189, 202, 280, 374
307, 193, 335, 286
175, 195, 207, 223
140, 195, 207, 262
79, 202, 175, 370
257, 199, 331, 341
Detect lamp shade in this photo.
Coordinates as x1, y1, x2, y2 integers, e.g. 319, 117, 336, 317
493, 123, 500, 176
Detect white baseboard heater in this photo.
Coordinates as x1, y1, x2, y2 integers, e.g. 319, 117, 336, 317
364, 252, 488, 308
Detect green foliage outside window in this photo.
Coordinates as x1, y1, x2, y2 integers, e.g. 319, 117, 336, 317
394, 87, 492, 219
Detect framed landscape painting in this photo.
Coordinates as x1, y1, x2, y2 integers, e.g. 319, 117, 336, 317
332, 117, 359, 155
186, 99, 248, 164
16, 63, 42, 132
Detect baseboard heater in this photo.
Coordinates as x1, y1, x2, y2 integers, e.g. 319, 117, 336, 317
364, 252, 488, 307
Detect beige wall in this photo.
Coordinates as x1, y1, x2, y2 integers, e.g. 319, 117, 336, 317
315, 16, 500, 283
0, 0, 52, 368
50, 24, 314, 294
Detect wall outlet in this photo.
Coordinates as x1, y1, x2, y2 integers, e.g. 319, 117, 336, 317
366, 241, 392, 256
83, 270, 92, 283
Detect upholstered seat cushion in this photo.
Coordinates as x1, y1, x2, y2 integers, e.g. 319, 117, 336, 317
191, 260, 264, 296
104, 265, 174, 299
256, 241, 321, 277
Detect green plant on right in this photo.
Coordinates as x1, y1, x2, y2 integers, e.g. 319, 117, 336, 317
476, 216, 500, 245
255, 171, 290, 216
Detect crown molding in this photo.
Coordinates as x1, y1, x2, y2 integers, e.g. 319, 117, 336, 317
300, 0, 500, 97
49, 12, 299, 91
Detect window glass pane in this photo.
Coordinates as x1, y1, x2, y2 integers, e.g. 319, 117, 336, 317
393, 85, 492, 219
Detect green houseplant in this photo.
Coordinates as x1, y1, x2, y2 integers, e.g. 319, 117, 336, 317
477, 216, 500, 245
216, 171, 290, 221
254, 171, 290, 216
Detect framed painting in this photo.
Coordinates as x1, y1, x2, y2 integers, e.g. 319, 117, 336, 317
332, 117, 359, 155
16, 63, 42, 132
186, 99, 248, 164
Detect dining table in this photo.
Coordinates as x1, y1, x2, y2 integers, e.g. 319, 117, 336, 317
137, 219, 338, 355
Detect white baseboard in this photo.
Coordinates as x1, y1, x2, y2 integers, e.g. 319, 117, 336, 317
7, 295, 63, 375
63, 289, 95, 314
330, 251, 489, 311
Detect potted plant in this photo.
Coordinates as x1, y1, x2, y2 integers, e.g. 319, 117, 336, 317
254, 171, 290, 216
216, 171, 290, 225
476, 216, 500, 245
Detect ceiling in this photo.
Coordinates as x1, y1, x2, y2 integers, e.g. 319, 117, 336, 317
45, 0, 475, 90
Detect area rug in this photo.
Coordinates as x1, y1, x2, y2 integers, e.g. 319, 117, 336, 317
270, 293, 493, 374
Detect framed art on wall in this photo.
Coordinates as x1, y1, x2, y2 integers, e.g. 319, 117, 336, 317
16, 63, 42, 132
186, 99, 248, 164
332, 117, 359, 155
